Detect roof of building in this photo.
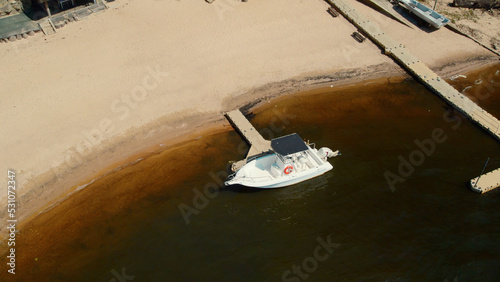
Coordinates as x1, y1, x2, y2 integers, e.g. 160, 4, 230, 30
271, 133, 308, 156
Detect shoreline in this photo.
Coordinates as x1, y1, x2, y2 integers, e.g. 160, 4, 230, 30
1, 63, 499, 279
2, 55, 498, 240
1, 0, 499, 240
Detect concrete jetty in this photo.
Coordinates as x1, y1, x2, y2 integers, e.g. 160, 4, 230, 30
327, 0, 500, 142
225, 109, 272, 171
470, 168, 500, 194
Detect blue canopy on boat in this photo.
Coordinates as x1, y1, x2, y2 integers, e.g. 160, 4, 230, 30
271, 133, 309, 156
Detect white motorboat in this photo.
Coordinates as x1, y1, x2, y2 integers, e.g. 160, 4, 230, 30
224, 133, 340, 188
397, 0, 450, 29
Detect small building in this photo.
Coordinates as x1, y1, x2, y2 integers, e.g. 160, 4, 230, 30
0, 0, 104, 41
30, 0, 98, 20
0, 0, 98, 20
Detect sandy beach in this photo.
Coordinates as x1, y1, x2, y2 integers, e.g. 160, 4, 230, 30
0, 0, 498, 237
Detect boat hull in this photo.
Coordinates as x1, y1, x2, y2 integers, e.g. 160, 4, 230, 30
249, 164, 332, 188
224, 154, 333, 188
398, 0, 449, 28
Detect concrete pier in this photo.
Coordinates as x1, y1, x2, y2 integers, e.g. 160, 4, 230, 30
327, 0, 500, 142
470, 168, 500, 194
225, 109, 272, 171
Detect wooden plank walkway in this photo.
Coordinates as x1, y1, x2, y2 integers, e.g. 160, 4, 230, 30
327, 0, 500, 142
470, 168, 500, 194
225, 110, 272, 171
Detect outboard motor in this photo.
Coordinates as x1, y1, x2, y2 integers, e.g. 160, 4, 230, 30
318, 147, 340, 159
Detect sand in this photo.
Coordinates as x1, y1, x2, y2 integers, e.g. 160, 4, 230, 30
0, 0, 498, 236
434, 0, 500, 51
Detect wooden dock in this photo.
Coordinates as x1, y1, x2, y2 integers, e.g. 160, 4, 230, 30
225, 110, 272, 171
470, 168, 500, 194
327, 0, 500, 142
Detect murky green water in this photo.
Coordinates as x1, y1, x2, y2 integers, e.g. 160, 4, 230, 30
5, 65, 500, 281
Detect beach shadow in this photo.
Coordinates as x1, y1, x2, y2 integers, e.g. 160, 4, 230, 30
394, 8, 439, 33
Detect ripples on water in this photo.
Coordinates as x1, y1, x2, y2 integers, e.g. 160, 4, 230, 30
5, 65, 500, 281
